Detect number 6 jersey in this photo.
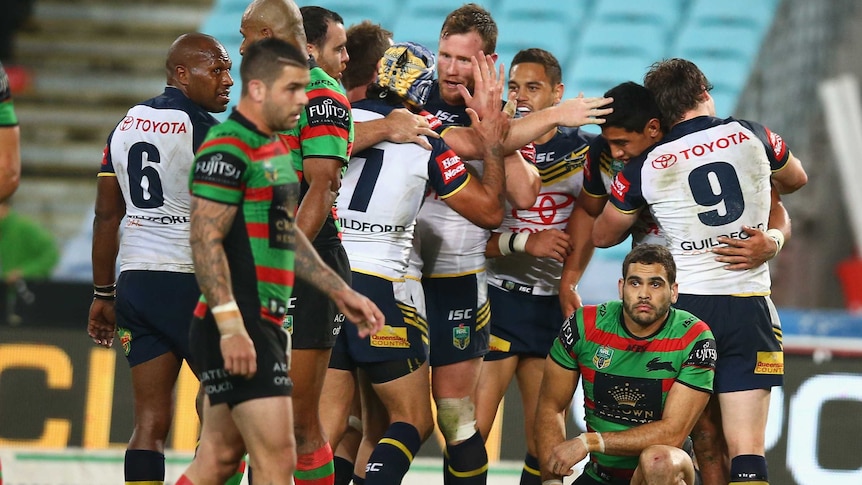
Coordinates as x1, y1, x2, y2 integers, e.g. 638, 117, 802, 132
100, 86, 219, 273
608, 116, 792, 295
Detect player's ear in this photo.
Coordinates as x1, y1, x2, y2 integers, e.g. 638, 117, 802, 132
174, 65, 189, 86
554, 83, 564, 104
618, 278, 625, 299
646, 118, 662, 139
248, 79, 266, 102
670, 282, 679, 304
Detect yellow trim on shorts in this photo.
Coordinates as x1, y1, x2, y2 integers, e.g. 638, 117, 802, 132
350, 268, 405, 282
475, 299, 490, 331
379, 437, 414, 461
98, 172, 117, 177
425, 268, 484, 278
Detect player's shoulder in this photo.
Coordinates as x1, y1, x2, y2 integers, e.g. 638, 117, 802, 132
668, 307, 714, 338
308, 65, 346, 95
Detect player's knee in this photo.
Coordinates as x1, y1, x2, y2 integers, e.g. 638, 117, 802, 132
436, 396, 477, 444
196, 442, 246, 482
638, 445, 691, 484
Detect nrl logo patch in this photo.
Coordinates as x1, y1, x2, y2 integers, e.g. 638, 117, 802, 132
453, 324, 470, 350
593, 345, 614, 369
263, 159, 278, 183
118, 327, 132, 356
282, 315, 294, 334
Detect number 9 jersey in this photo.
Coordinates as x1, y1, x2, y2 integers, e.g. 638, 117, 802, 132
100, 86, 220, 273
609, 116, 792, 295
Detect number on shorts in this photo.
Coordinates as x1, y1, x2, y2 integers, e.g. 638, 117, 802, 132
127, 142, 164, 209
347, 148, 384, 213
688, 161, 744, 226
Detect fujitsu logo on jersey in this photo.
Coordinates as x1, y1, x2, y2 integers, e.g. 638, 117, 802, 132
307, 97, 351, 130
611, 172, 630, 202
195, 153, 242, 180
436, 150, 466, 184
120, 115, 188, 134
675, 131, 751, 160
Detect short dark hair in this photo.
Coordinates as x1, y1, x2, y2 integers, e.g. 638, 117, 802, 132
342, 20, 392, 91
644, 58, 713, 129
441, 3, 497, 53
622, 244, 677, 285
603, 81, 664, 133
511, 48, 562, 86
240, 38, 307, 95
300, 6, 344, 48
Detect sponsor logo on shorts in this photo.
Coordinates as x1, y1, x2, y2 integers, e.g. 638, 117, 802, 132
755, 351, 784, 375
453, 324, 470, 350
370, 325, 410, 348
593, 346, 614, 370
118, 327, 132, 356
488, 334, 511, 353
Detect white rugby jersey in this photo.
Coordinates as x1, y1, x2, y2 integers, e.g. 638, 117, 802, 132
487, 127, 594, 293
101, 87, 219, 273
337, 100, 470, 280
583, 137, 667, 246
609, 116, 791, 295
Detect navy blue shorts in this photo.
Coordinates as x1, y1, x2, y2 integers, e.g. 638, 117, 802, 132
485, 284, 563, 361
333, 272, 427, 383
285, 244, 351, 349
675, 294, 783, 393
190, 306, 293, 407
423, 272, 490, 367
114, 270, 199, 368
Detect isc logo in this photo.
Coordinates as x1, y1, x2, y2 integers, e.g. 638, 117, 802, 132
366, 462, 384, 472
448, 309, 472, 320
535, 151, 556, 163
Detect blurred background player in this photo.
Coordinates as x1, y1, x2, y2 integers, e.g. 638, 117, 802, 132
594, 59, 808, 485
0, 62, 20, 202
86, 32, 232, 485
475, 48, 597, 485
176, 37, 383, 485
318, 18, 393, 485
536, 244, 716, 485
333, 40, 511, 485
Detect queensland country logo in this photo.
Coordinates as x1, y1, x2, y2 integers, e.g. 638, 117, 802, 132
755, 351, 784, 375
453, 324, 470, 350
593, 345, 614, 369
488, 334, 511, 353
118, 327, 132, 356
370, 325, 410, 349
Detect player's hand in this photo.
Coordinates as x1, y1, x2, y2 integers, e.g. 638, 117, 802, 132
554, 94, 614, 127
559, 284, 583, 318
458, 51, 504, 121
220, 333, 257, 378
547, 437, 588, 477
384, 108, 439, 150
713, 225, 778, 270
332, 288, 385, 338
87, 298, 116, 348
467, 105, 510, 160
525, 229, 572, 262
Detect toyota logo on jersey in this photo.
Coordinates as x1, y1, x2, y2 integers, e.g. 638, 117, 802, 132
120, 116, 134, 131
513, 192, 576, 226
651, 153, 677, 169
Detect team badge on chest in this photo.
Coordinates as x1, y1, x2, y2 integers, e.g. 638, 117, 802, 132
593, 345, 614, 369
453, 324, 470, 350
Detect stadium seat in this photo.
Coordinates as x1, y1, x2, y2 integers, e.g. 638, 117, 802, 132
692, 57, 751, 93
211, 0, 251, 15
670, 24, 764, 67
686, 0, 779, 31
591, 0, 684, 31
567, 53, 654, 97
200, 11, 243, 46
300, 0, 394, 29
709, 88, 740, 119
496, 19, 574, 70
392, 16, 444, 52
499, 0, 590, 23
577, 21, 669, 61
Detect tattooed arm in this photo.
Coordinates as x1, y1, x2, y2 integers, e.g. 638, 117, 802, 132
292, 228, 384, 337
190, 195, 257, 377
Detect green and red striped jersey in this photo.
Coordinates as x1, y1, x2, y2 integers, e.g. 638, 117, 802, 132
189, 111, 300, 326
278, 61, 353, 250
0, 63, 17, 127
550, 301, 716, 480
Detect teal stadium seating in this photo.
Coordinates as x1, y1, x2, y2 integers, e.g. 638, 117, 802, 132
198, 0, 780, 120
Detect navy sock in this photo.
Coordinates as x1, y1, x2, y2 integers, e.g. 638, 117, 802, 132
334, 456, 354, 485
520, 453, 541, 485
352, 475, 365, 485
445, 431, 488, 485
443, 452, 451, 485
730, 454, 769, 483
364, 422, 422, 485
124, 449, 165, 484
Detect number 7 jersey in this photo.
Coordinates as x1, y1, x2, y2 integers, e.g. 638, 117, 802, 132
609, 116, 792, 295
100, 86, 219, 273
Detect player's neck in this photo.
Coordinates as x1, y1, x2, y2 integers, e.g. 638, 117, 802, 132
622, 313, 669, 338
